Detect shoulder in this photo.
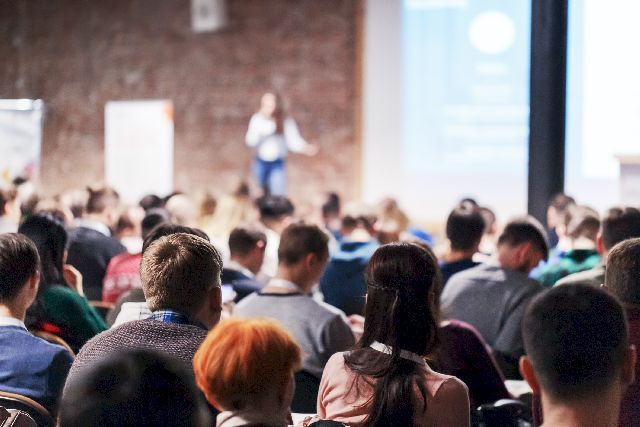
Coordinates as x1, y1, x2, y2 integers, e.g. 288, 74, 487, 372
425, 368, 469, 402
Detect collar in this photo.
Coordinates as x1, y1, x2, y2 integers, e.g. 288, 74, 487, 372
369, 340, 427, 366
148, 310, 206, 329
267, 278, 301, 292
74, 218, 112, 237
0, 315, 27, 330
225, 260, 255, 279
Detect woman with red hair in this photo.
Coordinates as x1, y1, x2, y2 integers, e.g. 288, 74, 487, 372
193, 317, 302, 427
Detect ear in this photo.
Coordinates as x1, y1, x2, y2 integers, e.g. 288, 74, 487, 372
209, 285, 222, 312
520, 356, 542, 395
621, 344, 637, 387
29, 271, 40, 291
597, 234, 605, 256
304, 252, 317, 270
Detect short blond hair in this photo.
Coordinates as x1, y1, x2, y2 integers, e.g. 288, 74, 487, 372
140, 233, 222, 314
193, 318, 302, 410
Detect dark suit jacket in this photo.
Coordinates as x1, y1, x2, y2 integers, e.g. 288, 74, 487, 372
67, 226, 126, 301
220, 268, 262, 302
0, 325, 73, 414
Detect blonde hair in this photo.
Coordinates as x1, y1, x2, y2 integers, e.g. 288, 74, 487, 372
193, 318, 302, 410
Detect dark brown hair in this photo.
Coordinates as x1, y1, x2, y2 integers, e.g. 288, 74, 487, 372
277, 222, 328, 266
0, 233, 39, 301
344, 242, 440, 426
605, 237, 640, 305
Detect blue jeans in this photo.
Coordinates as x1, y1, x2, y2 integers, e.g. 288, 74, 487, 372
253, 158, 286, 196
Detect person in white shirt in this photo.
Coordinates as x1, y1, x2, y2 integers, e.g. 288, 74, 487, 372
245, 92, 317, 196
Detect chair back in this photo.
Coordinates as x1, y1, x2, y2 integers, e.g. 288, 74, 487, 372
0, 392, 54, 427
0, 406, 38, 427
474, 398, 532, 427
291, 370, 321, 413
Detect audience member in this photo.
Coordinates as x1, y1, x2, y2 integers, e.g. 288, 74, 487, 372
165, 193, 199, 227
321, 192, 342, 240
0, 187, 20, 234
235, 223, 354, 380
319, 210, 378, 316
60, 349, 211, 427
138, 194, 163, 211
545, 193, 576, 249
18, 214, 107, 352
477, 206, 498, 257
441, 216, 548, 378
64, 233, 223, 393
221, 226, 266, 302
534, 206, 601, 287
604, 237, 640, 425
0, 233, 73, 414
193, 318, 301, 427
102, 208, 170, 304
556, 206, 640, 287
318, 243, 469, 425
256, 195, 295, 279
440, 204, 484, 286
66, 187, 126, 300
520, 285, 635, 427
113, 205, 145, 253
106, 224, 211, 325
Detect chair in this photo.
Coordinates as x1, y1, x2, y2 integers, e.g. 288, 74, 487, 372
30, 330, 74, 357
474, 398, 532, 427
0, 406, 37, 427
89, 300, 114, 321
291, 370, 321, 413
0, 392, 53, 427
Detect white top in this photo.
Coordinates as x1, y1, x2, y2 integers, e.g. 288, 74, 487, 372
245, 113, 307, 161
0, 315, 27, 330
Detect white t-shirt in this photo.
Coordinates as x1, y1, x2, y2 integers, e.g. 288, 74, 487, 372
245, 113, 306, 161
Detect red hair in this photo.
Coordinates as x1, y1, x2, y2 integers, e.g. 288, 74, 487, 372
193, 317, 302, 410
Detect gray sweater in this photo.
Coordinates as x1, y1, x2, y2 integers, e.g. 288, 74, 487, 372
235, 293, 355, 378
63, 319, 208, 396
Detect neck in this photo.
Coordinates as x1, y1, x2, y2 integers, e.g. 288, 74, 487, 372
0, 304, 25, 322
444, 248, 476, 263
270, 266, 307, 293
540, 388, 621, 427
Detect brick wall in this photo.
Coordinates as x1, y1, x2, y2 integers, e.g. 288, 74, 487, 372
0, 0, 360, 204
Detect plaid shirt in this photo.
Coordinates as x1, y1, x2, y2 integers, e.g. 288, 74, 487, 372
147, 310, 205, 329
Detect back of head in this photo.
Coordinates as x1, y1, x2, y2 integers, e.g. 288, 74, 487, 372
605, 237, 640, 305
566, 206, 600, 241
60, 349, 210, 427
523, 285, 628, 402
277, 222, 329, 266
321, 192, 341, 218
547, 193, 576, 227
256, 195, 294, 221
141, 233, 222, 314
18, 213, 68, 286
165, 194, 198, 226
193, 318, 301, 411
446, 204, 485, 252
228, 226, 266, 257
497, 216, 549, 261
602, 207, 640, 251
86, 187, 120, 215
139, 194, 163, 211
141, 208, 171, 240
0, 233, 39, 302
141, 223, 209, 254
361, 242, 439, 355
345, 243, 440, 426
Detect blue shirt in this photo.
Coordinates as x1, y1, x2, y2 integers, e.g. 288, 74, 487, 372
0, 325, 73, 414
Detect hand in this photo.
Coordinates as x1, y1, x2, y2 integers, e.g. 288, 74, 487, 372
348, 314, 365, 341
302, 143, 319, 156
63, 264, 84, 296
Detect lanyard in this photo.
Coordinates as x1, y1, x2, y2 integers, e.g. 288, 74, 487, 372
369, 341, 427, 366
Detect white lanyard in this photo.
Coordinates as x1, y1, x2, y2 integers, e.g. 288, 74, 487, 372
369, 341, 427, 366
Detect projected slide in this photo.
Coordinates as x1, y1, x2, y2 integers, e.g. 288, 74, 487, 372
403, 0, 530, 175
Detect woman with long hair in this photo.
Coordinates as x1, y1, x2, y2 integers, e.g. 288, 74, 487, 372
318, 242, 470, 426
19, 213, 107, 352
